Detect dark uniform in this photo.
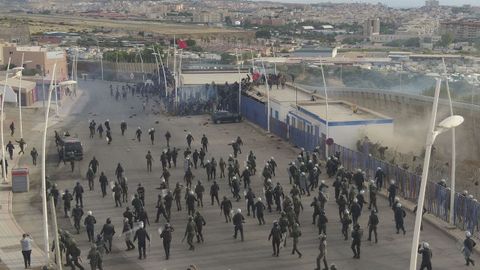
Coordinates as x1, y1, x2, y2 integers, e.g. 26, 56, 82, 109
268, 222, 282, 256
232, 210, 245, 241
73, 183, 84, 208
100, 219, 116, 253
245, 189, 256, 217
62, 190, 73, 217
220, 197, 233, 223
84, 213, 97, 242
146, 151, 153, 172
99, 173, 108, 197
184, 217, 196, 250
155, 196, 169, 223
351, 224, 362, 259
133, 224, 150, 259
123, 208, 134, 229
341, 211, 352, 240
290, 223, 302, 257
254, 199, 266, 225
173, 184, 182, 211
164, 191, 174, 219
112, 183, 122, 207
210, 181, 220, 206
194, 212, 206, 243
394, 205, 406, 234
418, 243, 433, 270
367, 211, 379, 243
160, 224, 174, 259
195, 182, 205, 207
72, 205, 84, 234
317, 210, 328, 235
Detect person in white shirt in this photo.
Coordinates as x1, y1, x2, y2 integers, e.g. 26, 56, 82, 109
20, 234, 33, 269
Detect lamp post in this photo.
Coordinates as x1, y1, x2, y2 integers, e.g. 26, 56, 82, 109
235, 48, 242, 114
40, 62, 57, 263
12, 67, 24, 139
409, 78, 464, 270
441, 58, 456, 226
100, 53, 104, 81
135, 47, 145, 82
320, 65, 329, 159
260, 59, 270, 132
152, 50, 168, 98
1, 57, 11, 183
150, 47, 161, 87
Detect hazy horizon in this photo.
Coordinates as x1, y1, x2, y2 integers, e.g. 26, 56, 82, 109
253, 0, 479, 8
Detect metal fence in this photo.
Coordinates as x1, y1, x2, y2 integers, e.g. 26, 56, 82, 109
240, 95, 267, 130
270, 117, 288, 140
239, 94, 480, 238
328, 143, 480, 238
288, 125, 319, 151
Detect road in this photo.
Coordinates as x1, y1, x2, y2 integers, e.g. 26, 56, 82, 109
14, 80, 469, 270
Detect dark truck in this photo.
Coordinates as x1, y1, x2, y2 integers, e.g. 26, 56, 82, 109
211, 110, 242, 124
58, 135, 83, 161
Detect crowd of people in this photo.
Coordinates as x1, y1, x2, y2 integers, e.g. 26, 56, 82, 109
17, 77, 476, 270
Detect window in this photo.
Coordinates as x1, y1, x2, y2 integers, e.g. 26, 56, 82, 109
292, 117, 296, 128
275, 110, 279, 119
36, 65, 41, 70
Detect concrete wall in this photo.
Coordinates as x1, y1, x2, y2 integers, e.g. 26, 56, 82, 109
327, 88, 480, 160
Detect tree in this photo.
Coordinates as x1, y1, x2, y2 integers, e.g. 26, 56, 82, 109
225, 16, 233, 26
474, 38, 480, 52
220, 53, 236, 64
437, 33, 454, 47
186, 39, 196, 47
255, 30, 271, 39
341, 37, 363, 45
403, 37, 420, 48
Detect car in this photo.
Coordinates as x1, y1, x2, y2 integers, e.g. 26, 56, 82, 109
211, 110, 242, 124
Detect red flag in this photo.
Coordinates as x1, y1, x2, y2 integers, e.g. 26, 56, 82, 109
252, 71, 260, 81
177, 39, 187, 49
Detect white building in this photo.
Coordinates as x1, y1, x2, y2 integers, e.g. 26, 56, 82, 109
287, 101, 394, 149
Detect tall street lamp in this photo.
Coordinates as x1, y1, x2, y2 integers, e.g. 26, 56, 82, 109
320, 65, 330, 159
235, 48, 242, 114
409, 78, 464, 270
1, 57, 11, 183
12, 53, 32, 139
260, 59, 270, 132
152, 50, 168, 98
441, 58, 457, 225
150, 48, 161, 87
40, 62, 57, 263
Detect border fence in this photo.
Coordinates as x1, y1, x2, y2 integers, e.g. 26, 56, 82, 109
240, 94, 480, 239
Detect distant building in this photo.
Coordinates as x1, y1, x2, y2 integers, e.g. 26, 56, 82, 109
291, 46, 337, 58
364, 18, 380, 37
425, 0, 439, 7
370, 34, 416, 43
193, 11, 222, 24
249, 17, 285, 26
0, 23, 30, 44
2, 45, 68, 81
302, 26, 315, 31
440, 19, 480, 40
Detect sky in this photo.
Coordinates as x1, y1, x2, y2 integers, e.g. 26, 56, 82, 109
253, 0, 479, 8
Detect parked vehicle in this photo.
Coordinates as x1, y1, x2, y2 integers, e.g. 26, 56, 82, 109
58, 134, 83, 161
211, 110, 242, 124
